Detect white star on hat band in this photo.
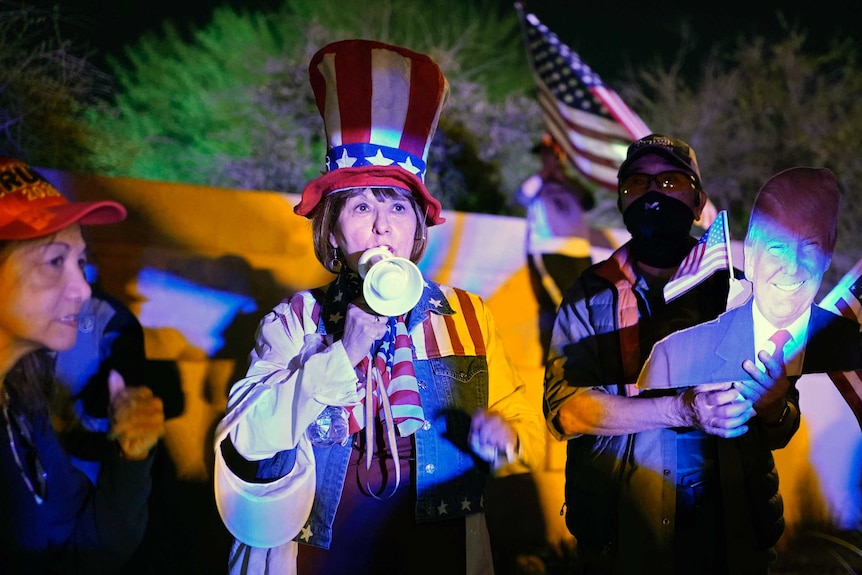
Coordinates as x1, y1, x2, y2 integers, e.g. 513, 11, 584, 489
326, 143, 426, 180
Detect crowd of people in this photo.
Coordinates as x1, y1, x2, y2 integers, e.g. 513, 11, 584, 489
2, 35, 859, 575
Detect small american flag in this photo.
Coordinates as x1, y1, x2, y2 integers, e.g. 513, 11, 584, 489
823, 371, 862, 431
516, 5, 650, 191
663, 210, 730, 302
819, 257, 862, 430
820, 257, 862, 325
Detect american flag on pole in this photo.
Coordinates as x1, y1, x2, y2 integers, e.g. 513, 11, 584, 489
663, 210, 731, 302
824, 371, 862, 431
516, 5, 650, 191
818, 257, 862, 430
515, 5, 717, 229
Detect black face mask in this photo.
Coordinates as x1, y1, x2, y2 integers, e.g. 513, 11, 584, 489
622, 190, 696, 268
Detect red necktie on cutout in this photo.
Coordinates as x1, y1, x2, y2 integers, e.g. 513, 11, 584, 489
769, 329, 792, 367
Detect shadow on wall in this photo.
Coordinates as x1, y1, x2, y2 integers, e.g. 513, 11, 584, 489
128, 255, 292, 573
120, 255, 288, 573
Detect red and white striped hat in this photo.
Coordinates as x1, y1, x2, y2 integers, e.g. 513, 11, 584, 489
294, 39, 449, 226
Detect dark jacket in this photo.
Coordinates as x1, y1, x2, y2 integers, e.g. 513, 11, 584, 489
0, 406, 153, 574
544, 243, 781, 573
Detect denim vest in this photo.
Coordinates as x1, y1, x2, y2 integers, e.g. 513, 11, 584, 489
229, 282, 494, 549
298, 279, 493, 549
298, 352, 490, 549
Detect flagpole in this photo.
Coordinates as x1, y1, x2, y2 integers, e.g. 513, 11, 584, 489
513, 3, 531, 68
722, 209, 734, 274
720, 210, 750, 310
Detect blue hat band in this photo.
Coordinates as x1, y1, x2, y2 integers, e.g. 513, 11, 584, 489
326, 143, 427, 181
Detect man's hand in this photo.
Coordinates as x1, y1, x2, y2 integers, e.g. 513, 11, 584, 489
738, 348, 793, 421
679, 382, 755, 438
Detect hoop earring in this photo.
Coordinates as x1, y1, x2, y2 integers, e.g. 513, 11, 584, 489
416, 204, 429, 241
329, 247, 342, 273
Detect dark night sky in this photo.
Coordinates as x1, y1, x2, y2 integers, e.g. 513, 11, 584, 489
21, 0, 860, 82
518, 1, 858, 81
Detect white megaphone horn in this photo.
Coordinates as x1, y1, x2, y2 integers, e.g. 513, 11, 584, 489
357, 247, 425, 317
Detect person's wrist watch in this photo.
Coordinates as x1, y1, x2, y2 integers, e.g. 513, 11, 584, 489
764, 399, 791, 426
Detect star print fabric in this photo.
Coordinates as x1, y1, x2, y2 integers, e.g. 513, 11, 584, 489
322, 270, 425, 437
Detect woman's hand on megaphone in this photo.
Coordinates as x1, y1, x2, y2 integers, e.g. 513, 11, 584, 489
342, 302, 389, 366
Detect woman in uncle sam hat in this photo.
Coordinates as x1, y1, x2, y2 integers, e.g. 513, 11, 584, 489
0, 156, 165, 573
214, 39, 544, 574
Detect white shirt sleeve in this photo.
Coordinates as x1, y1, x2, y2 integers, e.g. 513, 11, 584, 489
227, 294, 362, 460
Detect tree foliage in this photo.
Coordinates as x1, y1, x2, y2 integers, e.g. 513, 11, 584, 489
3, 1, 862, 287
82, 0, 541, 215
0, 1, 110, 169
84, 6, 296, 185
622, 28, 862, 291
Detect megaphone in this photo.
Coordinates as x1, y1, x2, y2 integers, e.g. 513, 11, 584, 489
357, 247, 425, 317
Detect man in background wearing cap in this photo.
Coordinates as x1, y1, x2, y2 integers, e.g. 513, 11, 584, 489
516, 134, 595, 363
636, 166, 862, 573
543, 134, 746, 573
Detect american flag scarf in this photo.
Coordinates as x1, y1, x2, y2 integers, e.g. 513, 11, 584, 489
320, 269, 425, 432
321, 269, 425, 495
348, 318, 425, 437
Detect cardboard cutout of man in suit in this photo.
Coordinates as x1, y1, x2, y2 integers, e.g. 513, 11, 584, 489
637, 167, 862, 573
639, 167, 862, 409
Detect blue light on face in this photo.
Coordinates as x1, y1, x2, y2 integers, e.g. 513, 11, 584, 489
749, 219, 830, 278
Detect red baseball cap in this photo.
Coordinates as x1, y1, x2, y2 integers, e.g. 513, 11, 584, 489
0, 156, 126, 240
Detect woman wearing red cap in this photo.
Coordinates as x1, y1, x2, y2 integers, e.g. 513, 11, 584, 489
0, 157, 165, 573
215, 40, 544, 574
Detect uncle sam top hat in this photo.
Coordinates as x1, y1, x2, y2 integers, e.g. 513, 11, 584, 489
294, 39, 449, 226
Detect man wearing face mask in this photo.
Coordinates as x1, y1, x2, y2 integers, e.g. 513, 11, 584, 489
543, 134, 747, 574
